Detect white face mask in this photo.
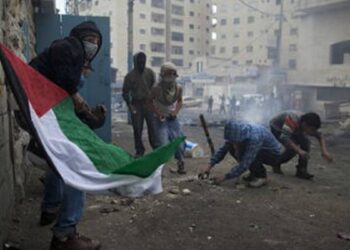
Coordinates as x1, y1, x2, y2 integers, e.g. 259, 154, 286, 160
83, 40, 98, 60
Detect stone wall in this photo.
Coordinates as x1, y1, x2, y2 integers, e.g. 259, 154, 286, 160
0, 0, 35, 245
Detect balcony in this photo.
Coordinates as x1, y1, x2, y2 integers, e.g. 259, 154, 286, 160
297, 0, 350, 13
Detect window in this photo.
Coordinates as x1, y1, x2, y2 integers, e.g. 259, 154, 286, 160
189, 11, 195, 16
95, 1, 99, 6
151, 27, 165, 36
151, 57, 164, 66
289, 59, 296, 69
330, 40, 350, 64
151, 0, 164, 8
276, 0, 281, 4
151, 13, 165, 23
247, 16, 255, 23
172, 59, 183, 66
140, 13, 146, 19
140, 44, 146, 50
189, 37, 195, 42
140, 29, 146, 34
211, 32, 217, 40
221, 34, 226, 39
247, 31, 254, 37
233, 46, 239, 53
246, 60, 253, 65
233, 18, 240, 24
189, 50, 194, 55
246, 45, 253, 52
234, 33, 239, 38
171, 32, 184, 42
268, 47, 277, 59
190, 0, 194, 3
171, 46, 183, 55
172, 18, 183, 27
172, 5, 184, 15
220, 19, 227, 25
211, 46, 216, 54
232, 60, 238, 65
189, 24, 194, 29
290, 28, 298, 36
140, 0, 146, 3
289, 44, 297, 52
150, 42, 165, 52
212, 4, 217, 14
220, 47, 226, 53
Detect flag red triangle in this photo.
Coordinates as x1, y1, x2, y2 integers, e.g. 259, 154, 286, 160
0, 44, 68, 117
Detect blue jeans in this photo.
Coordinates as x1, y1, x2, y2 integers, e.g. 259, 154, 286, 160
153, 116, 185, 162
42, 169, 85, 238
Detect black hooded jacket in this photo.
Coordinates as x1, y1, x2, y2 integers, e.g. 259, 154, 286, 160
29, 21, 102, 95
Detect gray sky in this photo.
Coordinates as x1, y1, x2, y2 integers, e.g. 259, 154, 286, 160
55, 0, 66, 14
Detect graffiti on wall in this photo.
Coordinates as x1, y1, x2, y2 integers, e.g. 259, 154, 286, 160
327, 75, 350, 87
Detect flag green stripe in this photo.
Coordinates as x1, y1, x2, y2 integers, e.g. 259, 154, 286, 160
53, 98, 184, 178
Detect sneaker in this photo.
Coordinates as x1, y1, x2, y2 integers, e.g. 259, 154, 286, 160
177, 161, 186, 175
40, 211, 58, 226
248, 178, 267, 188
296, 170, 314, 180
242, 173, 255, 182
50, 234, 101, 250
272, 165, 284, 175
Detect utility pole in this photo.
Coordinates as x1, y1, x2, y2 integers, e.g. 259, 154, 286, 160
165, 0, 171, 62
275, 0, 284, 68
127, 0, 134, 72
127, 0, 134, 124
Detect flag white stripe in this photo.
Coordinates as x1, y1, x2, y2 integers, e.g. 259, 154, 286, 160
29, 103, 163, 197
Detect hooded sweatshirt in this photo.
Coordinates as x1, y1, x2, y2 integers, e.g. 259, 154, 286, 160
210, 120, 282, 179
122, 53, 156, 104
29, 21, 102, 95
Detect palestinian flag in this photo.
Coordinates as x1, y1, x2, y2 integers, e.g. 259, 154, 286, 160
0, 43, 184, 197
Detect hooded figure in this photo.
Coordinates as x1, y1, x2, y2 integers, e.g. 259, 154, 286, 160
30, 21, 102, 95
147, 62, 186, 174
157, 62, 179, 107
199, 120, 283, 187
25, 21, 104, 250
122, 52, 157, 157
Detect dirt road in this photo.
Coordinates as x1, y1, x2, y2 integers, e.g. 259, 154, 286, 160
7, 121, 350, 250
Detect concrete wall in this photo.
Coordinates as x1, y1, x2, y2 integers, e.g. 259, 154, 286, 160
289, 6, 350, 86
0, 0, 35, 244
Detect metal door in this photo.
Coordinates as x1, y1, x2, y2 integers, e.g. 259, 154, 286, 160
34, 14, 111, 142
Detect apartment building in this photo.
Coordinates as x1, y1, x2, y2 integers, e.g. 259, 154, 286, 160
77, 0, 211, 78
284, 0, 350, 117
210, 0, 301, 70
290, 0, 350, 87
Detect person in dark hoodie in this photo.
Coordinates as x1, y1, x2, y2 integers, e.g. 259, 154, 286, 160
28, 21, 104, 250
123, 52, 156, 157
198, 120, 283, 187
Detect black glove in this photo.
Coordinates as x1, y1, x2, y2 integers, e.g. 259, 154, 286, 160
75, 103, 106, 129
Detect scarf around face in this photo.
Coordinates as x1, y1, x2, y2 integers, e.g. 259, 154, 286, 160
157, 76, 178, 106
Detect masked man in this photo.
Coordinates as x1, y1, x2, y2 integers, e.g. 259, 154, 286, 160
123, 52, 156, 157
27, 21, 105, 250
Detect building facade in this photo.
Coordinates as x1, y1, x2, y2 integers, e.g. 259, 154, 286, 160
77, 0, 212, 78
